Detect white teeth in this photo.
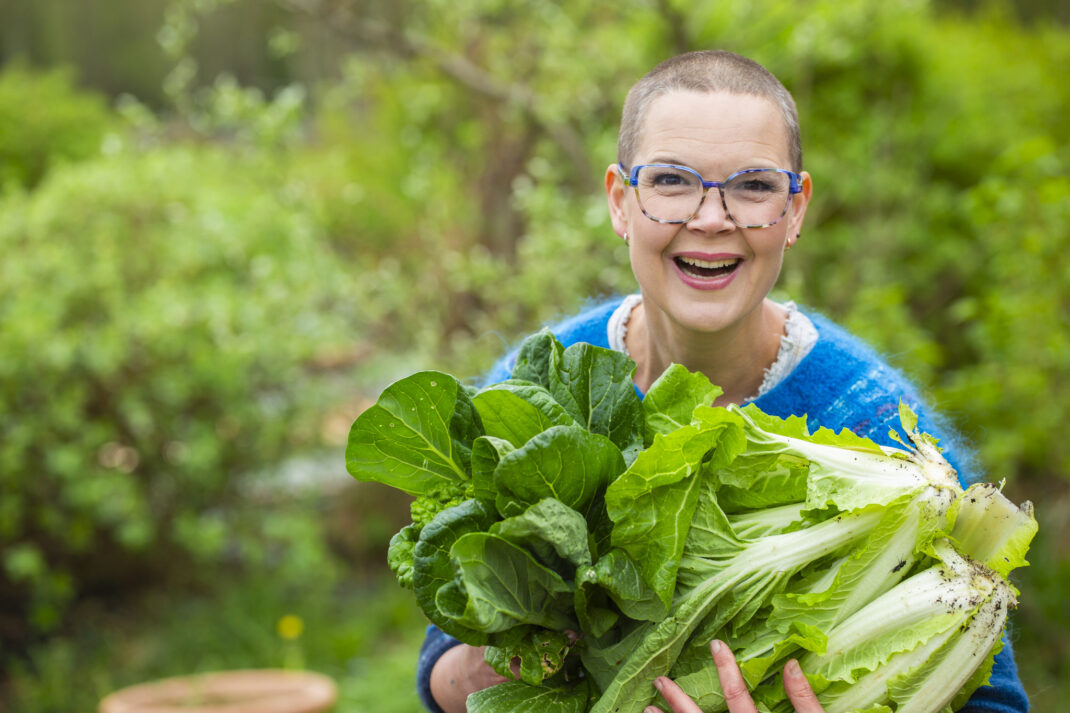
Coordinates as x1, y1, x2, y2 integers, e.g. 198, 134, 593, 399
679, 257, 739, 269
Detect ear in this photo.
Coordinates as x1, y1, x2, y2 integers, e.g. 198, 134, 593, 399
605, 163, 630, 239
786, 171, 812, 247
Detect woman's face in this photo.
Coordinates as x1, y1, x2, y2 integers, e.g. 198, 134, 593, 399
606, 90, 811, 337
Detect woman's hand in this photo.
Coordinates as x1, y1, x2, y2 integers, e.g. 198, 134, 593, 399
429, 644, 514, 713
646, 639, 826, 713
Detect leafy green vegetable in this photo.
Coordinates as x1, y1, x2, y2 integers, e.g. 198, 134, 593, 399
493, 425, 623, 519
509, 329, 560, 388
473, 383, 576, 448
437, 531, 576, 632
468, 679, 592, 713
642, 363, 723, 443
492, 498, 593, 571
412, 499, 496, 644
789, 542, 1016, 713
387, 524, 419, 590
345, 332, 1036, 713
346, 371, 479, 495
546, 341, 643, 454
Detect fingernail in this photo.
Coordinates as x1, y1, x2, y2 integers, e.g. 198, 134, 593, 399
710, 639, 722, 654
654, 677, 664, 691
786, 659, 802, 678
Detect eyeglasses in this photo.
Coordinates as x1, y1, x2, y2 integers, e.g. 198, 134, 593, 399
618, 163, 802, 228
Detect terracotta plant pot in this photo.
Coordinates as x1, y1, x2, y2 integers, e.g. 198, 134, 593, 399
98, 669, 337, 713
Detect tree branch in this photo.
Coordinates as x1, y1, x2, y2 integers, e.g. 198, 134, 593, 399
277, 0, 592, 180
656, 0, 693, 55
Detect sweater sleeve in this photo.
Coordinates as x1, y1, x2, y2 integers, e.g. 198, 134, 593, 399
417, 624, 462, 713
958, 637, 1029, 713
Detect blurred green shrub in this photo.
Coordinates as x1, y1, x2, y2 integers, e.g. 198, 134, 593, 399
767, 7, 1070, 483
0, 143, 369, 634
0, 63, 113, 190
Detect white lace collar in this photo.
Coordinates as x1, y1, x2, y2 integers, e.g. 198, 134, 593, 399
606, 295, 817, 400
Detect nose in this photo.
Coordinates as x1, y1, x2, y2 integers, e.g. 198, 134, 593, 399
686, 188, 735, 233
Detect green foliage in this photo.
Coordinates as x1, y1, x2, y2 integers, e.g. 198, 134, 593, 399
937, 136, 1070, 479
1, 570, 426, 713
0, 63, 113, 190
0, 143, 366, 632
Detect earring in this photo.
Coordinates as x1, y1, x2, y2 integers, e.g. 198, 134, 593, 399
623, 232, 630, 244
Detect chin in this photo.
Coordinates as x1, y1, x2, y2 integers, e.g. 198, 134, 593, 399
665, 300, 746, 335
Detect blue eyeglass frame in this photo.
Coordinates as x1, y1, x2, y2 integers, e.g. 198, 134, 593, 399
618, 162, 803, 228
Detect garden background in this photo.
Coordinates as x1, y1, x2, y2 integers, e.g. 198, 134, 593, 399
1, 0, 1067, 711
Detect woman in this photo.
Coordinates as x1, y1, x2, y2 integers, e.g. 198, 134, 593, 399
418, 50, 1028, 713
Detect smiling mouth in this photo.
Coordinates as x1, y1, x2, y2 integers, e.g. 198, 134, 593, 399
674, 256, 742, 279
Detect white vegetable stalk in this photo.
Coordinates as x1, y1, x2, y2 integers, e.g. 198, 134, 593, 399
818, 620, 954, 713
728, 502, 806, 539
593, 506, 889, 713
680, 506, 887, 599
750, 486, 958, 660
805, 540, 1015, 713
802, 545, 996, 681
949, 483, 1037, 578
667, 486, 957, 703
818, 486, 957, 629
819, 574, 1013, 713
892, 579, 1014, 713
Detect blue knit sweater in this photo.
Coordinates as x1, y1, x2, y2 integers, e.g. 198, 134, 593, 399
416, 296, 1028, 713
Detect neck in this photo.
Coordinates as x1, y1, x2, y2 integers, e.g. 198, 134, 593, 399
627, 298, 786, 405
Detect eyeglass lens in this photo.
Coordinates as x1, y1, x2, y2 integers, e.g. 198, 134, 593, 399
634, 166, 792, 226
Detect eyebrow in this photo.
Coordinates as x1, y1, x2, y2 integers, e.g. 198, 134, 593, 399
644, 155, 691, 167
641, 156, 781, 175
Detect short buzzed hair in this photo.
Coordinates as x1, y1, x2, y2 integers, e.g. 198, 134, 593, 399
617, 50, 802, 173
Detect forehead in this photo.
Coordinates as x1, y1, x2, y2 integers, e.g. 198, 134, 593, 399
634, 90, 790, 169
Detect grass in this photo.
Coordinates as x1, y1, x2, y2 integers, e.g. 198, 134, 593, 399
1, 567, 428, 713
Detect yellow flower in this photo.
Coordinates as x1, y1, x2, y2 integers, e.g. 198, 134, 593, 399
277, 614, 304, 640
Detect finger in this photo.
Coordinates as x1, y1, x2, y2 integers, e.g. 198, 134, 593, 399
782, 659, 825, 713
710, 640, 759, 713
651, 676, 702, 713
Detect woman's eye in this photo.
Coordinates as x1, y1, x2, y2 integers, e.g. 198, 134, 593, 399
653, 172, 685, 186
738, 179, 775, 192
